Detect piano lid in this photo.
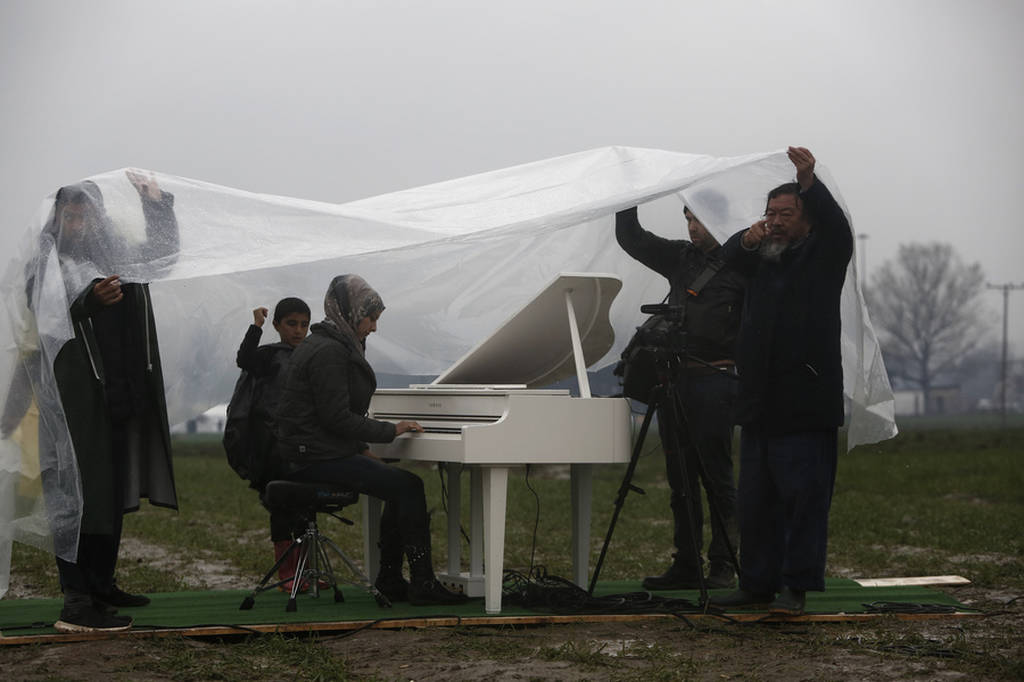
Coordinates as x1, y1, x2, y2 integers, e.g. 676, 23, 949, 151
433, 273, 622, 389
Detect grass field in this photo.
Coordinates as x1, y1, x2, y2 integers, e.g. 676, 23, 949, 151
11, 422, 1023, 598
6, 422, 1023, 680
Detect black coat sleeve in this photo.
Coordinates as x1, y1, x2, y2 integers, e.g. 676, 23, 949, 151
615, 207, 685, 278
68, 279, 104, 323
801, 178, 853, 266
236, 325, 264, 372
720, 229, 761, 278
136, 192, 180, 273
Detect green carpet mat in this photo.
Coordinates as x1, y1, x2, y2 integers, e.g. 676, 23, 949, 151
0, 578, 972, 638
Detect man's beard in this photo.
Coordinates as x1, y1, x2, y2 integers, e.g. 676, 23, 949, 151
759, 239, 788, 262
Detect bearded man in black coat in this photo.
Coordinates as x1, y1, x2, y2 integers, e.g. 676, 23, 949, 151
709, 147, 853, 616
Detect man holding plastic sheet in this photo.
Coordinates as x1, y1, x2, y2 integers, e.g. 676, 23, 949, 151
24, 172, 181, 633
615, 197, 746, 590
710, 147, 853, 616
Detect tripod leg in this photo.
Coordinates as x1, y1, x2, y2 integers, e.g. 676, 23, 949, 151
287, 536, 312, 612
239, 539, 302, 610
321, 535, 393, 606
311, 537, 343, 602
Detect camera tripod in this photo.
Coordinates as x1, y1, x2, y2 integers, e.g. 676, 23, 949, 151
589, 342, 740, 605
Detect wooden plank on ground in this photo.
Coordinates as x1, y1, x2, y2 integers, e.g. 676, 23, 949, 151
853, 576, 971, 587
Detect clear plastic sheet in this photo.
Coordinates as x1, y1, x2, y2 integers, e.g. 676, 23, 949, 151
0, 146, 895, 597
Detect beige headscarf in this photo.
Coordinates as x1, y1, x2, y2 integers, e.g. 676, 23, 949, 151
322, 274, 385, 353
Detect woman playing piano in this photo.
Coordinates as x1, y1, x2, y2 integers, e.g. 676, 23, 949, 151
273, 274, 468, 606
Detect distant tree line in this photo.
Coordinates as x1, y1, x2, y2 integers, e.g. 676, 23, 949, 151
864, 241, 1007, 413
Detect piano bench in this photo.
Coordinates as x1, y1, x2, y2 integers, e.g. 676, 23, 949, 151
239, 480, 391, 612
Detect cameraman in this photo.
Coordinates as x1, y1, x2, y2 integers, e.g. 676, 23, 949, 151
615, 199, 746, 590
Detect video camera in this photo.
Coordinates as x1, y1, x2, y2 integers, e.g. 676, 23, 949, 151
614, 303, 689, 403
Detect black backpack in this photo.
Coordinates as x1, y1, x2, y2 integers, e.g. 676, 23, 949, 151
222, 348, 289, 489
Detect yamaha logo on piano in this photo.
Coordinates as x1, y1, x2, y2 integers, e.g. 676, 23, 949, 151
428, 401, 443, 408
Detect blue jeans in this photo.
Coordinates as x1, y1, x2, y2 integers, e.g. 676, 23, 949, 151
656, 370, 739, 574
737, 426, 838, 593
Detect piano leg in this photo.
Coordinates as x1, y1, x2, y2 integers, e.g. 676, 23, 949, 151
436, 464, 488, 599
481, 465, 509, 614
470, 467, 484, 578
570, 463, 593, 589
445, 463, 462, 578
362, 495, 383, 583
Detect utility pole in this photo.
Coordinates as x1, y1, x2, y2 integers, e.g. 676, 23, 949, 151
986, 282, 1024, 428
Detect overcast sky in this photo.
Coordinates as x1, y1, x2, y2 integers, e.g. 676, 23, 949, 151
2, 0, 1022, 354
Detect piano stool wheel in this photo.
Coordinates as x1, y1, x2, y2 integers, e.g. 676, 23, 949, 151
239, 595, 255, 611
375, 592, 393, 608
286, 597, 297, 612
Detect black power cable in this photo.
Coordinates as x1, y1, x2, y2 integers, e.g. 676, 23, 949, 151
502, 567, 704, 615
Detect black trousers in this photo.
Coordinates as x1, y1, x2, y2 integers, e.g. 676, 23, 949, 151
656, 369, 739, 574
56, 425, 128, 598
737, 425, 838, 593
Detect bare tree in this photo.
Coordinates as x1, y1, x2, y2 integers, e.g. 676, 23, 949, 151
866, 242, 990, 413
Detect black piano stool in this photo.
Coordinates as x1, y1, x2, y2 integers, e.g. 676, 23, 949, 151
239, 480, 391, 612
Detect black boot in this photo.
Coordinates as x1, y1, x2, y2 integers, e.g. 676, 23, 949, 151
707, 589, 774, 610
374, 527, 409, 602
645, 493, 704, 591
405, 545, 469, 606
374, 562, 409, 602
55, 589, 133, 633
769, 586, 806, 615
705, 561, 736, 589
642, 554, 703, 590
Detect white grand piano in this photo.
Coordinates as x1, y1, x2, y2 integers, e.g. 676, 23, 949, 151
364, 272, 632, 614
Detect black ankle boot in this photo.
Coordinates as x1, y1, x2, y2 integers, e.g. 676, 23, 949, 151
405, 542, 434, 583
375, 530, 409, 601
642, 555, 702, 590
705, 562, 737, 589
769, 586, 806, 615
374, 565, 409, 602
405, 544, 469, 606
408, 577, 469, 606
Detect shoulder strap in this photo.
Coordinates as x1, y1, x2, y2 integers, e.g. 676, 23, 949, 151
686, 258, 724, 297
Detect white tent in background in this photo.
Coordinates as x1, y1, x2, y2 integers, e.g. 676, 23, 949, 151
0, 146, 896, 597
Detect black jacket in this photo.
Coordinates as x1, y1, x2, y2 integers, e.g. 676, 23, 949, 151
274, 322, 396, 465
227, 325, 294, 487
44, 189, 180, 537
236, 324, 292, 412
53, 279, 178, 536
616, 209, 746, 363
720, 178, 853, 434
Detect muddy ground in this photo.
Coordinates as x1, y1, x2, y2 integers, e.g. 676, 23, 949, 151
1, 585, 1020, 681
